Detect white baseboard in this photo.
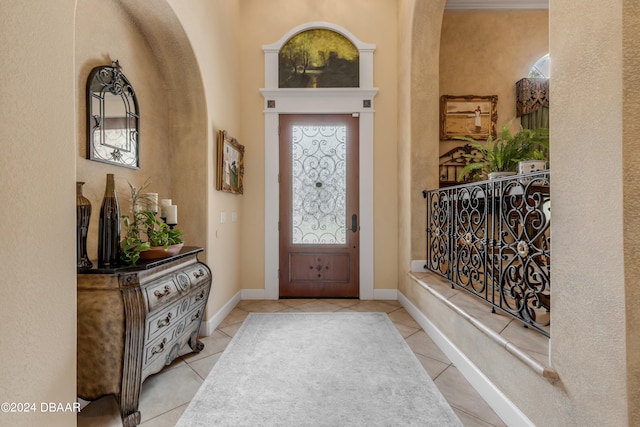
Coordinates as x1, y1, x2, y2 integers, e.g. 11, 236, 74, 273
373, 288, 398, 300
397, 291, 535, 427
200, 291, 241, 336
411, 260, 428, 272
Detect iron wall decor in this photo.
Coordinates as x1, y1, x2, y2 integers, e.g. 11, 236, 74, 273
86, 60, 140, 169
216, 130, 244, 194
440, 95, 497, 140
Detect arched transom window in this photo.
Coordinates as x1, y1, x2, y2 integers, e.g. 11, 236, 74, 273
528, 53, 550, 78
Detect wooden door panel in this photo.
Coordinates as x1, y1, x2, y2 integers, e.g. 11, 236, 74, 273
289, 254, 351, 282
279, 114, 359, 298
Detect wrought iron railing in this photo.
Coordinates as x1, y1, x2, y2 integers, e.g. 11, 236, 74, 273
423, 171, 551, 337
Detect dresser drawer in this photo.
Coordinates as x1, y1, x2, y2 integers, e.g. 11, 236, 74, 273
185, 302, 206, 330
144, 323, 180, 367
183, 263, 210, 288
147, 303, 182, 342
145, 279, 179, 312
188, 284, 210, 311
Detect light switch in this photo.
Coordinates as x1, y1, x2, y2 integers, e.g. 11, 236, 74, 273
232, 212, 237, 222
220, 212, 227, 223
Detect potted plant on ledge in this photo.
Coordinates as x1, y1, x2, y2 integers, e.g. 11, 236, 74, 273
455, 121, 549, 182
517, 128, 549, 174
121, 181, 184, 266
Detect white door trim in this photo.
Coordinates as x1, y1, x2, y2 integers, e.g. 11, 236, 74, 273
260, 22, 377, 299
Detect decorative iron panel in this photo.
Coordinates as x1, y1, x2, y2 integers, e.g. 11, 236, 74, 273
291, 125, 347, 244
425, 171, 551, 337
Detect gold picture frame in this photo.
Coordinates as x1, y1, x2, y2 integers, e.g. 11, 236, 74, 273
440, 95, 498, 140
216, 130, 244, 194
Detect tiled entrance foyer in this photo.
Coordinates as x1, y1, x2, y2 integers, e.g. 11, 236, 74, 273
78, 299, 505, 427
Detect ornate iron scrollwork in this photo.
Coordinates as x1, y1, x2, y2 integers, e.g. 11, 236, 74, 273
425, 171, 551, 336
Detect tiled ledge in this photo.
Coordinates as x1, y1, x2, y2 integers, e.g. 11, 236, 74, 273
407, 271, 559, 383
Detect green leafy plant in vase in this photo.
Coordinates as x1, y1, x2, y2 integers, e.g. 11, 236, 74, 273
455, 121, 548, 181
121, 180, 184, 265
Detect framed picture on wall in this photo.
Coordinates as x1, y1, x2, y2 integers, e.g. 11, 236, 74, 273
216, 130, 244, 194
440, 95, 498, 140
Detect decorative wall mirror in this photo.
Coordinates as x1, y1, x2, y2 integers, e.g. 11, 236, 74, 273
86, 60, 140, 169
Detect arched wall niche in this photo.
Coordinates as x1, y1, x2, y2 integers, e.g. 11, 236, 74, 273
260, 22, 378, 299
75, 0, 210, 258
115, 0, 209, 255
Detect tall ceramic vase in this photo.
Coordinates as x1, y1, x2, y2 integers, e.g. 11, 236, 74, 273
76, 182, 93, 269
98, 173, 121, 268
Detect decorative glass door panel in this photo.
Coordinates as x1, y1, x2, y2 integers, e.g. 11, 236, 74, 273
280, 115, 359, 298
291, 124, 346, 245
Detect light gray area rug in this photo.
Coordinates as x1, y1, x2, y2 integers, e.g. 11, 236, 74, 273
177, 312, 462, 426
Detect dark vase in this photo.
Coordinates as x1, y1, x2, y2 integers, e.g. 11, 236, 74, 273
76, 182, 93, 269
98, 173, 121, 268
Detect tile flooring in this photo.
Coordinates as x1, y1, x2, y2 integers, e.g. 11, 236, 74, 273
78, 298, 507, 427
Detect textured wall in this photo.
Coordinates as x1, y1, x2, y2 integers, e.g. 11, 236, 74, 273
0, 2, 77, 426
168, 0, 243, 315
439, 11, 549, 160
551, 0, 627, 424
407, 1, 447, 262
75, 0, 174, 261
623, 1, 640, 423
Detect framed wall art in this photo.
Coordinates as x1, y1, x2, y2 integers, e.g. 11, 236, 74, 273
216, 130, 244, 194
440, 95, 497, 140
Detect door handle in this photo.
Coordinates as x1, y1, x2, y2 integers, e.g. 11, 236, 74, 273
351, 214, 358, 232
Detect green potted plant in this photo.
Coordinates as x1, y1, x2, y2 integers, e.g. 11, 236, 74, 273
120, 180, 184, 265
517, 128, 549, 174
455, 121, 548, 181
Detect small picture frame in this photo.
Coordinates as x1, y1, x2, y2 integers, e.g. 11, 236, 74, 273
440, 95, 498, 140
216, 130, 244, 194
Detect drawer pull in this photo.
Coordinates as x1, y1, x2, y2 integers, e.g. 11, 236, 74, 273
195, 290, 206, 302
152, 338, 167, 355
193, 269, 205, 279
154, 285, 171, 300
157, 312, 173, 328
191, 311, 201, 322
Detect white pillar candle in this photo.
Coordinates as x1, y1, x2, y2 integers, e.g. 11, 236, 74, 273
160, 199, 172, 218
166, 205, 178, 225
146, 193, 158, 213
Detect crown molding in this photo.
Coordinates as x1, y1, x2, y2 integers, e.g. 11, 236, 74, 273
445, 0, 548, 10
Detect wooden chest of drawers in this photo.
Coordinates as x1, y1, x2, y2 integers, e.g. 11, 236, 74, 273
77, 247, 211, 427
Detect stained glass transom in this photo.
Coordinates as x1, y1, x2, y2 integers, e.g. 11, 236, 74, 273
291, 125, 347, 244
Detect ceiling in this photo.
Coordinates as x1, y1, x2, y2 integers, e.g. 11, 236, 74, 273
445, 0, 548, 10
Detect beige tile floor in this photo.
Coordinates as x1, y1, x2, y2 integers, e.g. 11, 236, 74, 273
78, 298, 507, 427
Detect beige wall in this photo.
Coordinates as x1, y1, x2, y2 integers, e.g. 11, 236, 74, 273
550, 0, 628, 424
0, 2, 77, 426
439, 11, 549, 155
168, 0, 243, 316
75, 0, 174, 260
238, 0, 399, 292
623, 1, 640, 424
